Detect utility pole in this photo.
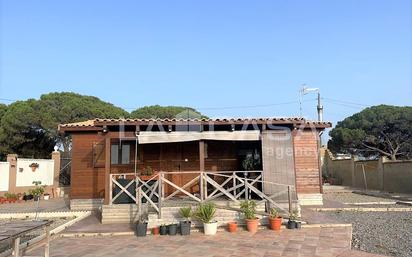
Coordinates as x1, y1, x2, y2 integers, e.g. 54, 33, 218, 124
317, 92, 323, 122
299, 85, 323, 122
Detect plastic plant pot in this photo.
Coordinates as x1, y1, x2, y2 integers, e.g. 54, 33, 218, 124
168, 224, 178, 236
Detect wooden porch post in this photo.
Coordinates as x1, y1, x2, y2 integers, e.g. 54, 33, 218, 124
199, 140, 205, 201
104, 137, 111, 205
199, 140, 205, 171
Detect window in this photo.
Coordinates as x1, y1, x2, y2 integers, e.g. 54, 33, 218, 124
111, 143, 131, 165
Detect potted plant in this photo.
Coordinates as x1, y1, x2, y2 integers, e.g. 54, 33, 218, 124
23, 192, 33, 201
43, 193, 50, 200
159, 224, 168, 235
136, 216, 148, 237
179, 206, 192, 236
240, 200, 259, 233
268, 207, 282, 231
287, 210, 298, 229
242, 152, 261, 171
167, 223, 178, 236
195, 202, 217, 235
139, 166, 158, 181
29, 181, 45, 201
152, 227, 160, 235
228, 222, 237, 233
5, 193, 17, 203
29, 163, 39, 172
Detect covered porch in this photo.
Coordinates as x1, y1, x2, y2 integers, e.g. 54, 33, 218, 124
100, 130, 298, 218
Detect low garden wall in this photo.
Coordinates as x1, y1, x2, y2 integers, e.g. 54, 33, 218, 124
0, 151, 61, 198
323, 151, 412, 194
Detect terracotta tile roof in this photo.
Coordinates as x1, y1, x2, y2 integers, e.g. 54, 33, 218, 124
59, 120, 95, 128
59, 117, 332, 130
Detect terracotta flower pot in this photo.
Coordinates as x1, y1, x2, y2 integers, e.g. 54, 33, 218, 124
152, 227, 159, 235
246, 218, 259, 233
269, 216, 282, 231
228, 222, 237, 233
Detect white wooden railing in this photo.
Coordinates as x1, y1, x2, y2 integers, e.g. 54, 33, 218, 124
109, 171, 296, 217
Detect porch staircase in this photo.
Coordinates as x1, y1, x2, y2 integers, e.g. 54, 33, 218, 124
101, 204, 140, 224
147, 204, 266, 228
100, 200, 297, 227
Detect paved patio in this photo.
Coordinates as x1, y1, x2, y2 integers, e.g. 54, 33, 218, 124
27, 227, 374, 257
0, 198, 70, 213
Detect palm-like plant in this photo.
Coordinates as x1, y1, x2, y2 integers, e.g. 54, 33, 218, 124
179, 207, 192, 222
195, 203, 216, 223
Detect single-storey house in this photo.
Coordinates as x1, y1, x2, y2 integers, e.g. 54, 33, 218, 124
59, 117, 331, 223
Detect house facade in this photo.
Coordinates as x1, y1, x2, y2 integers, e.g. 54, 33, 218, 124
59, 117, 330, 219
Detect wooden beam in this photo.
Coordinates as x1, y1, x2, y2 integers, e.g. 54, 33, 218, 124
104, 137, 111, 205
199, 140, 205, 172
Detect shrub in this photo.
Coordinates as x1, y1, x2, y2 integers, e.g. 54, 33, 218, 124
289, 210, 298, 221
240, 200, 257, 220
269, 207, 280, 218
4, 193, 17, 199
28, 181, 45, 197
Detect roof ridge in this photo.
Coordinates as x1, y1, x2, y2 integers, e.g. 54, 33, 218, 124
59, 117, 331, 128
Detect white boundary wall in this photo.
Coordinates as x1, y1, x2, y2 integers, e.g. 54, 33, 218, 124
0, 162, 9, 191
16, 158, 54, 186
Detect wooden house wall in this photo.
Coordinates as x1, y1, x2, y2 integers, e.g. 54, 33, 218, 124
70, 133, 106, 199
69, 129, 322, 199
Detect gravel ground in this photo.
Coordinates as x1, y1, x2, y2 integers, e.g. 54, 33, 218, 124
324, 211, 412, 257
348, 204, 411, 208
0, 217, 75, 254
324, 192, 395, 204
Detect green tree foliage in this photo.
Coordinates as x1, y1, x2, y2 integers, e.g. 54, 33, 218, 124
328, 105, 412, 160
36, 92, 128, 154
0, 100, 53, 158
130, 105, 206, 119
0, 93, 206, 160
0, 92, 128, 158
0, 104, 7, 125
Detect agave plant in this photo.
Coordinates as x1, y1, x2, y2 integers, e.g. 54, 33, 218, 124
195, 202, 216, 223
179, 206, 192, 222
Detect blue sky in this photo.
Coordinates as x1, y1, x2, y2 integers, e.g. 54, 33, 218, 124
1, 0, 411, 126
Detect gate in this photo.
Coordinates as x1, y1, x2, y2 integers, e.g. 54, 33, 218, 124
60, 157, 71, 186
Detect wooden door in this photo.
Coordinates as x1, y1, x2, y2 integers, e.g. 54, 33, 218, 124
162, 142, 201, 196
